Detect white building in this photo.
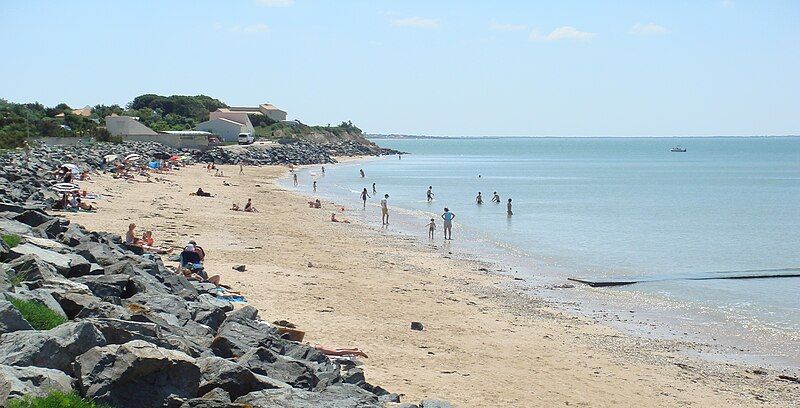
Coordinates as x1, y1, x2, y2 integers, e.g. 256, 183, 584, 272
195, 117, 254, 142
212, 103, 287, 123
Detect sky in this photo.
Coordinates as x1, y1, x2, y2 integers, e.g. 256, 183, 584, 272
1, 0, 799, 137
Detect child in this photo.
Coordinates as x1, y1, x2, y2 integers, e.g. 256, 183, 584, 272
426, 218, 436, 239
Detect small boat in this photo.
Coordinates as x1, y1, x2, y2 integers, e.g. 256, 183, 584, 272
670, 146, 686, 152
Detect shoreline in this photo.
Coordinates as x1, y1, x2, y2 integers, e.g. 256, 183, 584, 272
63, 163, 799, 407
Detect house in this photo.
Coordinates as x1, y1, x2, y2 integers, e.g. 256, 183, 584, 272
55, 105, 93, 118
213, 103, 287, 123
105, 115, 212, 150
195, 116, 255, 142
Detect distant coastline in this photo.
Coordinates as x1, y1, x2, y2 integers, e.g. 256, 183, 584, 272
366, 133, 800, 140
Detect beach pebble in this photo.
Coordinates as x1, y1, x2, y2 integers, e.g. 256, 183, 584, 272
232, 264, 246, 272
410, 322, 424, 331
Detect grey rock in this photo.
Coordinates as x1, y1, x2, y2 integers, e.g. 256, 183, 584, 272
0, 364, 73, 405
0, 321, 106, 374
75, 241, 123, 267
188, 294, 233, 332
75, 340, 200, 408
32, 218, 69, 239
50, 290, 129, 320
234, 384, 381, 407
6, 253, 59, 283
4, 288, 67, 319
202, 387, 232, 401
196, 356, 289, 400
74, 274, 133, 298
0, 299, 33, 334
12, 210, 51, 227
0, 218, 34, 237
239, 347, 332, 391
419, 399, 454, 408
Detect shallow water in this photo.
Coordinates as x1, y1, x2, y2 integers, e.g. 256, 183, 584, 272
288, 137, 800, 369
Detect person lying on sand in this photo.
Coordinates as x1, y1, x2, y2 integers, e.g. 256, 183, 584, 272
231, 203, 240, 211
330, 213, 350, 223
194, 188, 212, 197
308, 199, 322, 209
180, 266, 221, 286
311, 344, 368, 358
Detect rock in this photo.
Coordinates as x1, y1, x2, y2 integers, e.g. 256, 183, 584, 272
32, 218, 69, 239
60, 223, 90, 247
75, 340, 201, 408
202, 387, 232, 401
410, 322, 424, 331
74, 274, 134, 298
238, 347, 326, 391
235, 384, 382, 407
4, 288, 67, 319
0, 264, 11, 292
0, 364, 73, 405
210, 314, 280, 358
75, 241, 123, 267
232, 265, 246, 272
51, 290, 130, 320
125, 293, 192, 325
196, 356, 289, 400
189, 294, 233, 332
419, 399, 454, 408
8, 243, 89, 277
0, 218, 34, 237
5, 253, 59, 283
12, 210, 51, 227
0, 321, 106, 374
0, 299, 33, 334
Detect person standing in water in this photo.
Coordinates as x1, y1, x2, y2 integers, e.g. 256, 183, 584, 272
425, 218, 436, 239
360, 169, 365, 178
360, 188, 370, 209
426, 186, 434, 203
372, 183, 377, 194
491, 192, 500, 203
507, 198, 513, 216
321, 166, 325, 175
441, 207, 455, 240
293, 173, 298, 186
380, 194, 390, 225
476, 192, 483, 204
313, 181, 317, 192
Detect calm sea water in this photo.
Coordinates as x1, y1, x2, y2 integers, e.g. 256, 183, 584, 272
290, 137, 800, 368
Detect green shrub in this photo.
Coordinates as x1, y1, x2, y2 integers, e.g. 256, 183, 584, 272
2, 234, 21, 248
6, 391, 113, 408
8, 298, 67, 330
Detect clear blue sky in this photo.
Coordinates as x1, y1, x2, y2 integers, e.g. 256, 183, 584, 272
1, 0, 798, 136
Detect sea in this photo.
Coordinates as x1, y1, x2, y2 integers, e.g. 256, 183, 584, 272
286, 137, 800, 370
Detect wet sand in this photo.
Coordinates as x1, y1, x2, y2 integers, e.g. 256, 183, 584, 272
63, 163, 798, 407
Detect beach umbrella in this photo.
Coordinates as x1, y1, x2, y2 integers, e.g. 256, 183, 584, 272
103, 154, 118, 162
51, 183, 80, 193
61, 163, 80, 173
124, 154, 141, 162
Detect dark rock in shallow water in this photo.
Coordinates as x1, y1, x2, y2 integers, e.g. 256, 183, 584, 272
75, 340, 201, 408
0, 321, 106, 375
0, 299, 33, 334
0, 364, 73, 405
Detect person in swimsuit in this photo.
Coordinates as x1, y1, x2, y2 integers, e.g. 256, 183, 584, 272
125, 223, 141, 246
360, 169, 365, 178
491, 192, 500, 203
321, 166, 325, 175
313, 181, 317, 192
507, 198, 513, 216
426, 186, 434, 203
360, 188, 370, 209
380, 194, 389, 225
441, 208, 455, 240
372, 183, 376, 194
293, 173, 298, 186
426, 218, 436, 239
244, 198, 259, 212
476, 192, 483, 204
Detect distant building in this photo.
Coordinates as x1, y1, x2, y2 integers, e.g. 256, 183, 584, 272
55, 105, 93, 118
195, 117, 255, 142
105, 115, 211, 150
213, 103, 287, 123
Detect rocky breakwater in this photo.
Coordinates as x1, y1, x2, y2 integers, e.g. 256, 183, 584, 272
0, 206, 452, 407
195, 140, 404, 166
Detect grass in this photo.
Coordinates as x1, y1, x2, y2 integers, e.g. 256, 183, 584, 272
7, 391, 113, 408
8, 298, 67, 330
2, 234, 21, 248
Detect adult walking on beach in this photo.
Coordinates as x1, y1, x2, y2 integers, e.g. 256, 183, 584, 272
426, 186, 434, 203
441, 208, 455, 240
293, 173, 298, 186
239, 164, 244, 175
372, 183, 376, 194
507, 198, 513, 216
361, 188, 370, 209
476, 192, 483, 204
380, 194, 389, 225
491, 192, 500, 203
360, 169, 365, 178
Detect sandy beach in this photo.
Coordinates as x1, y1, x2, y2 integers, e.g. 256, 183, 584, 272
61, 163, 798, 407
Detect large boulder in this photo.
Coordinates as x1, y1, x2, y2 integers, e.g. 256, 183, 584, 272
50, 290, 131, 320
8, 244, 72, 275
75, 340, 200, 408
0, 364, 73, 405
419, 399, 454, 408
0, 299, 33, 334
74, 274, 134, 298
12, 210, 51, 227
210, 314, 280, 359
234, 384, 382, 408
188, 294, 233, 332
238, 347, 329, 391
4, 288, 67, 319
0, 321, 106, 374
75, 241, 123, 267
5, 253, 59, 283
196, 356, 289, 400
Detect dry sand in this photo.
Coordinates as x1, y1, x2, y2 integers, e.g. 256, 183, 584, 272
63, 163, 798, 407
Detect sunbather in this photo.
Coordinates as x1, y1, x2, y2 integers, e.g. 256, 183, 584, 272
308, 199, 322, 209
196, 188, 212, 197
312, 344, 368, 358
231, 203, 240, 211
244, 198, 258, 212
125, 223, 142, 246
